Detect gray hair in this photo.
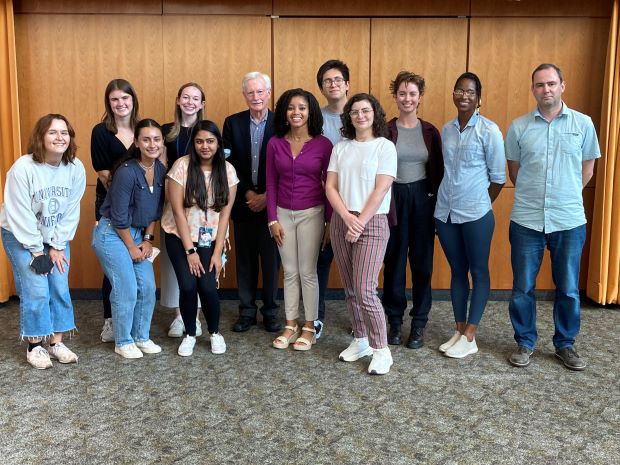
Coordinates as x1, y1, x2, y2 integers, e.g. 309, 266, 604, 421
241, 72, 271, 92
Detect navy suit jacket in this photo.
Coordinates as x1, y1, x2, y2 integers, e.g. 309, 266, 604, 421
223, 109, 275, 223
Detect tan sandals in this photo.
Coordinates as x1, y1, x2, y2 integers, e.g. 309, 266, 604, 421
292, 326, 316, 351
272, 325, 300, 349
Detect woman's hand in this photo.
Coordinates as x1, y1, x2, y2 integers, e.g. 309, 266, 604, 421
209, 252, 223, 279
344, 212, 364, 235
128, 245, 145, 262
345, 229, 361, 243
48, 248, 69, 273
321, 223, 331, 250
138, 240, 153, 259
270, 222, 285, 247
187, 252, 205, 277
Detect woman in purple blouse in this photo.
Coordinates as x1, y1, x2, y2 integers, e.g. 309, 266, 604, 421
267, 88, 333, 351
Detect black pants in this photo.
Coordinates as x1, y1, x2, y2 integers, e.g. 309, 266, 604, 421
233, 216, 280, 319
165, 233, 220, 336
382, 180, 435, 328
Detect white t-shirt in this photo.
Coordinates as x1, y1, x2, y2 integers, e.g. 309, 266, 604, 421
327, 137, 397, 214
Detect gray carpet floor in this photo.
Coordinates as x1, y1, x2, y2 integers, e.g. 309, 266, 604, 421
0, 298, 618, 465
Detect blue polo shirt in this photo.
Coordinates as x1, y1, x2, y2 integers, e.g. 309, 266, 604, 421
435, 112, 506, 224
505, 104, 601, 233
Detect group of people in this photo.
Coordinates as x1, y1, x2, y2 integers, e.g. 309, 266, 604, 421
1, 60, 600, 376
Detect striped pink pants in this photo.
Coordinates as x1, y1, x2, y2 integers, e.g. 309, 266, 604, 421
331, 213, 389, 349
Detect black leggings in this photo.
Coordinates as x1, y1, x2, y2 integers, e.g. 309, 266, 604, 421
165, 232, 221, 336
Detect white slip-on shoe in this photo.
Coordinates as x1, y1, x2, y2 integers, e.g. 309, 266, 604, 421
135, 340, 162, 354
439, 331, 461, 353
48, 342, 78, 364
445, 335, 478, 359
168, 315, 185, 338
210, 333, 226, 354
26, 346, 53, 369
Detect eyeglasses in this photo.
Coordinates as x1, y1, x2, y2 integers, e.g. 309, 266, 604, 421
453, 89, 476, 97
349, 108, 373, 117
323, 77, 345, 87
245, 89, 267, 98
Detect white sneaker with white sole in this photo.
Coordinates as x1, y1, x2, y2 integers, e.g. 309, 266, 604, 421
178, 335, 196, 357
368, 347, 393, 375
339, 337, 373, 362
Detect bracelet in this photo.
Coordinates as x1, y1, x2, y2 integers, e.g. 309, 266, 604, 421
143, 234, 155, 242
267, 220, 278, 227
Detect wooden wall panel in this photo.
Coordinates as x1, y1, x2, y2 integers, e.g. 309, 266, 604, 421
14, 0, 161, 14
272, 18, 370, 102
469, 17, 609, 136
370, 18, 469, 131
163, 0, 271, 15
162, 15, 271, 129
471, 0, 612, 17
273, 0, 469, 17
15, 14, 166, 188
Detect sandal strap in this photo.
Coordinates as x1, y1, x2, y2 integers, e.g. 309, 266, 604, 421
300, 327, 316, 334
294, 336, 313, 346
284, 325, 299, 332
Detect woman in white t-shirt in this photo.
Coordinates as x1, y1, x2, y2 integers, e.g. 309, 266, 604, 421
161, 120, 238, 357
325, 93, 397, 375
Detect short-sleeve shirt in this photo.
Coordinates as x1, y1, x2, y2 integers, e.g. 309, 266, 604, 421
505, 104, 601, 233
327, 137, 397, 214
321, 107, 343, 146
161, 156, 239, 242
435, 112, 506, 224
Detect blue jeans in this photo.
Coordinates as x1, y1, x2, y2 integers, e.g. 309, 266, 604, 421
508, 221, 586, 351
435, 210, 495, 326
1, 228, 75, 338
91, 218, 156, 347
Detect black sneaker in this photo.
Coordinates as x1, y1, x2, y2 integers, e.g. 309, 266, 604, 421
555, 347, 586, 371
509, 345, 533, 367
232, 317, 256, 332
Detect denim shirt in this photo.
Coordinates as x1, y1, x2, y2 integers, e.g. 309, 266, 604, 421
435, 113, 506, 224
505, 104, 601, 233
99, 159, 165, 229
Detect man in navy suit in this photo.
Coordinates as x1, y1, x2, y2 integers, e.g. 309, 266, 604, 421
223, 71, 281, 333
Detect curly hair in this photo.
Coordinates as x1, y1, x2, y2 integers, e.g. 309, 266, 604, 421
389, 70, 425, 97
454, 72, 482, 108
273, 88, 323, 138
340, 93, 389, 140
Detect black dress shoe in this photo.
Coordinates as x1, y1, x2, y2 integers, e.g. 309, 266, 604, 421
232, 317, 256, 332
406, 326, 424, 349
263, 315, 282, 332
387, 324, 402, 345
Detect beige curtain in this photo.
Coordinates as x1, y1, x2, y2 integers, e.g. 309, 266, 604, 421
0, 0, 21, 302
587, 0, 620, 305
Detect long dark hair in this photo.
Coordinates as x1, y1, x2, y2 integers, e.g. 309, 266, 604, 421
341, 93, 389, 139
185, 120, 229, 213
273, 88, 323, 138
108, 118, 162, 187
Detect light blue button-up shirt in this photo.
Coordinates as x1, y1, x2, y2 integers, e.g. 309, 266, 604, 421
250, 111, 268, 186
435, 112, 506, 224
505, 104, 601, 233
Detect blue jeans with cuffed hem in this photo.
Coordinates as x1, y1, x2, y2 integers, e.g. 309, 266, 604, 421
2, 228, 75, 338
91, 218, 156, 347
508, 221, 585, 351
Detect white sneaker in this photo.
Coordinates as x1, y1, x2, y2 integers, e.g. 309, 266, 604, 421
339, 337, 373, 362
115, 343, 143, 359
210, 333, 226, 354
136, 339, 162, 354
178, 335, 196, 357
48, 342, 78, 364
314, 320, 324, 340
195, 318, 203, 337
168, 315, 184, 338
26, 346, 53, 369
445, 335, 478, 359
368, 347, 394, 375
439, 331, 461, 353
101, 318, 114, 342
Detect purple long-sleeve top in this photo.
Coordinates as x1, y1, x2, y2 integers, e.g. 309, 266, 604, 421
266, 134, 333, 223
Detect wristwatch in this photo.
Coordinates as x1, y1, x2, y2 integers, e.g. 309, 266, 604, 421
186, 247, 197, 255
143, 234, 155, 242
